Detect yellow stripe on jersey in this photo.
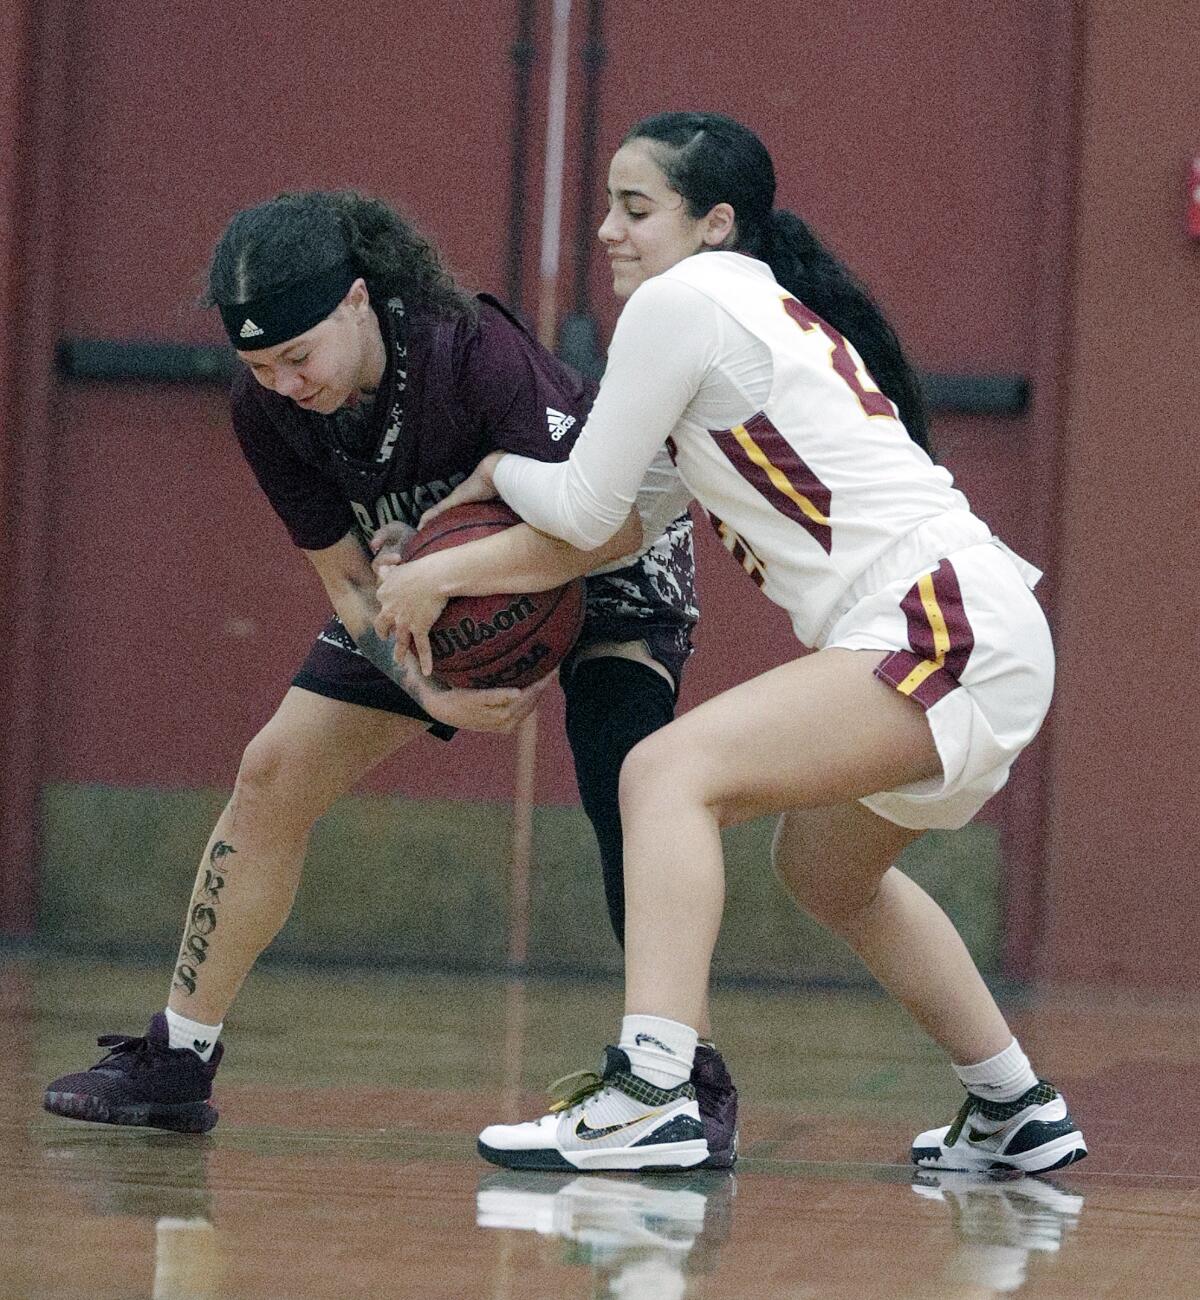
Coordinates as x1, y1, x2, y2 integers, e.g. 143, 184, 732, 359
895, 573, 951, 696
731, 422, 831, 529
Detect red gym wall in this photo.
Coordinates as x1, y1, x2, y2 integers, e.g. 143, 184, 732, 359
2, 1, 1197, 989
1039, 3, 1200, 988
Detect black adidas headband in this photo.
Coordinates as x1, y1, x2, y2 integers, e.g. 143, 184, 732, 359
219, 261, 358, 351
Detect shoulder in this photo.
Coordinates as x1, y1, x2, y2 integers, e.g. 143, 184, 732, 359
615, 268, 725, 348
463, 294, 543, 366
476, 293, 536, 336
662, 251, 776, 299
456, 294, 590, 399
621, 254, 786, 351
415, 295, 535, 380
624, 257, 757, 320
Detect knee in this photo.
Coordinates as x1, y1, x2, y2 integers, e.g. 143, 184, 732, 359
804, 886, 881, 938
234, 726, 330, 823
235, 727, 289, 794
771, 827, 879, 936
617, 728, 688, 814
618, 725, 748, 831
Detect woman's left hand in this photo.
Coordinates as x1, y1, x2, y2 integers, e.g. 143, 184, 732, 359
374, 557, 448, 676
368, 521, 416, 574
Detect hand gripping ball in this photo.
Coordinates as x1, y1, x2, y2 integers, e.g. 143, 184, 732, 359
401, 501, 586, 689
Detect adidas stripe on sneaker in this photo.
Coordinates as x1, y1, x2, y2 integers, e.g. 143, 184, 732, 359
478, 1046, 708, 1172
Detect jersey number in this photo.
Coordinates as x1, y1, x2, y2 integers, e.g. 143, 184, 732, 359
782, 298, 896, 421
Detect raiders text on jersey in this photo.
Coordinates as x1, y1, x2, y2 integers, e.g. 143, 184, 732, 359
348, 475, 466, 538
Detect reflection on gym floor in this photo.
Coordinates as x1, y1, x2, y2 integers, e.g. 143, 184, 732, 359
477, 1169, 735, 1299
6, 955, 1199, 1299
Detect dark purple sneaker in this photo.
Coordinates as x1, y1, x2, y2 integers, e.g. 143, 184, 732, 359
43, 1013, 223, 1134
691, 1044, 738, 1169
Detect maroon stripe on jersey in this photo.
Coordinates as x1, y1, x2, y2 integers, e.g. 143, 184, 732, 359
707, 510, 767, 588
710, 411, 833, 554
782, 297, 896, 420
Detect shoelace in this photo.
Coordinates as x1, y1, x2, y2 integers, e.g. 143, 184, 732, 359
944, 1080, 1059, 1145
90, 1032, 157, 1072
547, 1068, 608, 1116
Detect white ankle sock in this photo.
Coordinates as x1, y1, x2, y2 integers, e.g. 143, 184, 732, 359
165, 1008, 223, 1062
954, 1038, 1038, 1103
618, 1015, 697, 1089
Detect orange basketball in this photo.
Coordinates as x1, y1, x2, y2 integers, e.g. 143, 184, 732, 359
401, 501, 586, 689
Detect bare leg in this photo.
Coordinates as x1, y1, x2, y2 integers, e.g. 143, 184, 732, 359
618, 649, 948, 1029
168, 689, 428, 1023
772, 802, 1013, 1064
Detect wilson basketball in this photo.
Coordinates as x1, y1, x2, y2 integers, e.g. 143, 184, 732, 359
401, 501, 586, 689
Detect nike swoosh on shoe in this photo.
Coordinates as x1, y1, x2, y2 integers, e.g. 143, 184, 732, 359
574, 1108, 667, 1142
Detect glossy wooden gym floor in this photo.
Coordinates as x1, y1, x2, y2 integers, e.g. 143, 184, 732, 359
3, 955, 1198, 1299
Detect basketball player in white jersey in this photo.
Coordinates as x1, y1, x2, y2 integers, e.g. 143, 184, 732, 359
375, 112, 1088, 1176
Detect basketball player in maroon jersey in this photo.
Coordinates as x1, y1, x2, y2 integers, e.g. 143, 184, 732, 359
42, 190, 737, 1165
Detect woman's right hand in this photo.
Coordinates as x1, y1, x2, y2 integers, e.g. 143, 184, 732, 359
417, 451, 507, 529
416, 670, 556, 733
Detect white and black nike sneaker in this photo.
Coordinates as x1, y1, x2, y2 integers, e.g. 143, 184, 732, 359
911, 1080, 1087, 1174
477, 1046, 709, 1172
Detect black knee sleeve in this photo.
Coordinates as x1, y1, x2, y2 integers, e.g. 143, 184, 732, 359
562, 657, 676, 946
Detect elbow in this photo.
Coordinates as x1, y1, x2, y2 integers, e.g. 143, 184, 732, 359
588, 510, 644, 564
555, 518, 623, 552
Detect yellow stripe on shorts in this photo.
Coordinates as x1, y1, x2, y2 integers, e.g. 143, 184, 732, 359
895, 572, 951, 696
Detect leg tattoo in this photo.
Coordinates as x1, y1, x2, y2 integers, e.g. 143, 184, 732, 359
173, 841, 237, 996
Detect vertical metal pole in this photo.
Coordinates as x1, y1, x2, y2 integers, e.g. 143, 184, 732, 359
534, 0, 572, 353
508, 0, 573, 973
504, 0, 536, 314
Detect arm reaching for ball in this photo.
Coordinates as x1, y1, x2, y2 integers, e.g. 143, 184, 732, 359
415, 451, 507, 529
374, 505, 645, 676
304, 532, 548, 732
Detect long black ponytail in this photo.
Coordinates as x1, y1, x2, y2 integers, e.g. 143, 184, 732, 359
622, 113, 930, 453
203, 189, 474, 320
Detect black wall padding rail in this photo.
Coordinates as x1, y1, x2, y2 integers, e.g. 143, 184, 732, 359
56, 338, 1030, 416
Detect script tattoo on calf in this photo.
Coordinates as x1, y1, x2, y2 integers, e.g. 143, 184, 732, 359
172, 840, 237, 996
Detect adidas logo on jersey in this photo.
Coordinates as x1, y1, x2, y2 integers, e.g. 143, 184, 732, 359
239, 318, 265, 339
546, 407, 576, 441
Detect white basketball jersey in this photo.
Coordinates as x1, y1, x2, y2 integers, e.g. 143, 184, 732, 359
658, 253, 987, 646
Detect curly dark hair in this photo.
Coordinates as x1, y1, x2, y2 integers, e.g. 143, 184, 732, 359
203, 189, 474, 319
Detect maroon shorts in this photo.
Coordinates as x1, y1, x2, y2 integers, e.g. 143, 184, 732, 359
292, 614, 693, 742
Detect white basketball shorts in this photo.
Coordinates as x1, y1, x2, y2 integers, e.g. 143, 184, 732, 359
825, 540, 1054, 830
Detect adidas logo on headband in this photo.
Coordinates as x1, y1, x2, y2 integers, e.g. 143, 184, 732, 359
217, 261, 355, 350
